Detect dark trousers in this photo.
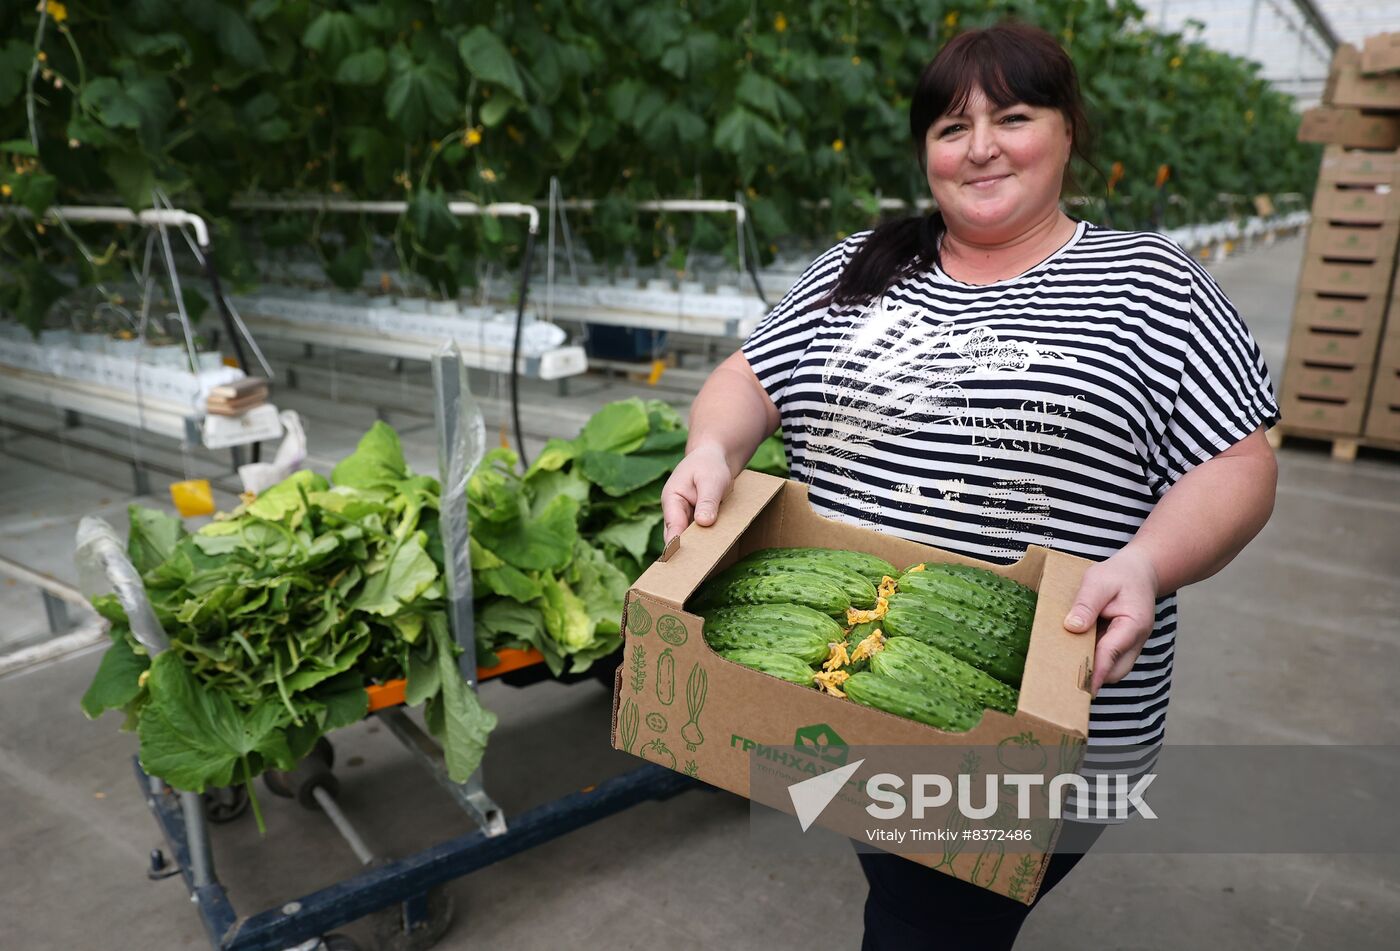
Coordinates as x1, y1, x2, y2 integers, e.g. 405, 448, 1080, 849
858, 822, 1105, 950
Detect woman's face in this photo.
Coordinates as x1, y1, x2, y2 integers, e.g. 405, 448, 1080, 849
923, 86, 1072, 243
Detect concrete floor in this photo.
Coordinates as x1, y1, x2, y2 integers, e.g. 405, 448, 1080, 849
1, 231, 1398, 949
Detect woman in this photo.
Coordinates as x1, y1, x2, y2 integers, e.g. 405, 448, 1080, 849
662, 19, 1279, 950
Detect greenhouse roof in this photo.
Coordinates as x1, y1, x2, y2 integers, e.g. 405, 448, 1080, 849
1150, 0, 1400, 107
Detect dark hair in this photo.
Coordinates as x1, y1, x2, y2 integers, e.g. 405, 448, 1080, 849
831, 21, 1099, 306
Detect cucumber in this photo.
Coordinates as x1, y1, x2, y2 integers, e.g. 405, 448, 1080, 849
716, 555, 879, 609
870, 637, 1019, 715
719, 648, 817, 686
844, 672, 983, 733
745, 547, 898, 586
691, 572, 850, 617
896, 567, 1035, 629
881, 596, 1028, 687
902, 563, 1036, 611
701, 603, 845, 665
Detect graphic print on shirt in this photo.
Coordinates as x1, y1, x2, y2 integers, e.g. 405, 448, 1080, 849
981, 478, 1055, 560
803, 294, 1076, 536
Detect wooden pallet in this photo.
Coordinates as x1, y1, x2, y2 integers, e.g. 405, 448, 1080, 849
1266, 425, 1400, 462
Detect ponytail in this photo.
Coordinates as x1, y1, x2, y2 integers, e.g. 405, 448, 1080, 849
829, 211, 946, 307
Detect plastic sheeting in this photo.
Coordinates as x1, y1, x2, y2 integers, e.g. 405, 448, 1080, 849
432, 344, 485, 683
237, 409, 308, 495
74, 515, 168, 655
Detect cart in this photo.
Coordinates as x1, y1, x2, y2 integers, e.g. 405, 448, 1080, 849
75, 345, 698, 950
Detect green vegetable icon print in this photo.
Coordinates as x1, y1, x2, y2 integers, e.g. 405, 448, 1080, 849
629, 644, 647, 695
656, 613, 688, 646
620, 699, 639, 754
656, 648, 676, 705
629, 600, 653, 636
997, 732, 1046, 772
681, 662, 707, 751
640, 739, 676, 769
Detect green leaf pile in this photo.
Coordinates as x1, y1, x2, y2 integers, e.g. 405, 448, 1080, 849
81, 403, 785, 825
472, 398, 786, 675
81, 422, 497, 826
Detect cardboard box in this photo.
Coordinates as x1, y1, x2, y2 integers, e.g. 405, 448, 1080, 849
1292, 291, 1388, 333
1299, 108, 1400, 149
1364, 404, 1400, 441
1364, 337, 1400, 440
1363, 33, 1400, 76
1279, 391, 1366, 435
1305, 219, 1400, 259
1317, 146, 1400, 188
1298, 256, 1396, 296
1282, 359, 1372, 400
1311, 185, 1400, 225
1287, 324, 1380, 366
1368, 339, 1400, 404
612, 472, 1094, 905
1329, 44, 1400, 111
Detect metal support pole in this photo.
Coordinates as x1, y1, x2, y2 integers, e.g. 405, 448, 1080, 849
377, 709, 507, 837
1245, 0, 1262, 58
180, 790, 216, 889
432, 348, 481, 689
426, 346, 505, 838
1294, 18, 1305, 88
311, 787, 375, 866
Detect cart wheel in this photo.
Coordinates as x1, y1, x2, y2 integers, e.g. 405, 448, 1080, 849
203, 784, 250, 823
264, 737, 339, 809
369, 887, 453, 951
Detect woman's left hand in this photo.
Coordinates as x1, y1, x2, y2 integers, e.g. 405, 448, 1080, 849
1062, 547, 1160, 696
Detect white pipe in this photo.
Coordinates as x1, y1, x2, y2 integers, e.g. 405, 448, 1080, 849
232, 196, 541, 234
542, 197, 747, 227
36, 206, 212, 248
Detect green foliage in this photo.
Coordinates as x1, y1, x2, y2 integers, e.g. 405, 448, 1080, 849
3, 0, 1316, 331
471, 397, 787, 674
81, 422, 497, 830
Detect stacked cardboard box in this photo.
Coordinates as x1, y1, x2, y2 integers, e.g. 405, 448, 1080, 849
1287, 41, 1400, 437
1353, 33, 1400, 443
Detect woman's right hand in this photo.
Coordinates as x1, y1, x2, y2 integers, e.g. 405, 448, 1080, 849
661, 441, 735, 544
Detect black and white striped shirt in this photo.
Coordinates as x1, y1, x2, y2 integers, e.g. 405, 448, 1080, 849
742, 219, 1279, 814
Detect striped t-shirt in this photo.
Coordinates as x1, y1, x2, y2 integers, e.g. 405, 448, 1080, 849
742, 219, 1279, 815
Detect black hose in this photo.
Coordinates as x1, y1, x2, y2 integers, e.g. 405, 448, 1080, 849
510, 227, 536, 469
199, 244, 249, 376
741, 215, 772, 310
745, 250, 771, 311
200, 243, 260, 463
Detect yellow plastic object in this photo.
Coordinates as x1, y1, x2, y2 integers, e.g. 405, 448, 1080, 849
646, 358, 667, 386
170, 479, 215, 517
